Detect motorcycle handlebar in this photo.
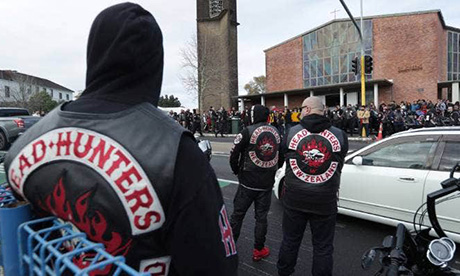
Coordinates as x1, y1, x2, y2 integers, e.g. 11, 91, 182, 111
387, 261, 400, 276
386, 224, 406, 276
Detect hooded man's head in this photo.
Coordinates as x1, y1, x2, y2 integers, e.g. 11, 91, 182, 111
81, 3, 164, 106
300, 96, 324, 118
250, 105, 269, 124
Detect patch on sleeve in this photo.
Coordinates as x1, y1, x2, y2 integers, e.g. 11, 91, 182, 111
233, 133, 243, 145
140, 256, 171, 275
218, 205, 237, 257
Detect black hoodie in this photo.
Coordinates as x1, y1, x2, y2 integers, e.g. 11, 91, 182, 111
65, 2, 163, 113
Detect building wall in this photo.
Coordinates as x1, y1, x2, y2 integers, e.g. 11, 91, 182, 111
265, 37, 303, 93
0, 79, 73, 103
373, 13, 444, 103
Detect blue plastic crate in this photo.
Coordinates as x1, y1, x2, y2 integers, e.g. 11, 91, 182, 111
18, 217, 149, 276
0, 184, 16, 207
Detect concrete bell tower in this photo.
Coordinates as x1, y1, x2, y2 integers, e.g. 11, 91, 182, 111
196, 0, 238, 111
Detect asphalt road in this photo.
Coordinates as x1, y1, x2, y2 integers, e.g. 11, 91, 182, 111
211, 143, 460, 275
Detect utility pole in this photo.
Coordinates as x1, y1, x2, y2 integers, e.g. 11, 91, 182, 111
339, 0, 366, 137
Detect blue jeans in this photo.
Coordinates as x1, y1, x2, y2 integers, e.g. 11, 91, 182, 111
277, 207, 336, 276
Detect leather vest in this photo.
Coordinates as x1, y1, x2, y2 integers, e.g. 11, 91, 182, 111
284, 123, 346, 214
243, 123, 281, 172
4, 102, 186, 275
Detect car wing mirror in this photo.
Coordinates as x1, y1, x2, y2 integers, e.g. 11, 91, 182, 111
352, 156, 363, 166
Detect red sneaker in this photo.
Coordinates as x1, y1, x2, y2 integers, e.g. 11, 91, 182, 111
253, 247, 270, 261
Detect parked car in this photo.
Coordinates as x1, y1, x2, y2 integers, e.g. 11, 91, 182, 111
0, 108, 42, 150
0, 107, 41, 132
274, 127, 460, 242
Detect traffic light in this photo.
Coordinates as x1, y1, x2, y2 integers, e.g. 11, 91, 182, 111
364, 55, 373, 74
351, 57, 359, 75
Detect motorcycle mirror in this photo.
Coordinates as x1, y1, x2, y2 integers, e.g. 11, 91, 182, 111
449, 162, 460, 178
352, 156, 363, 166
361, 249, 377, 270
382, 235, 394, 248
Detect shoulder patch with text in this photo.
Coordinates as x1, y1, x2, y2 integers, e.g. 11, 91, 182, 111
288, 129, 341, 184
8, 127, 164, 235
249, 126, 280, 168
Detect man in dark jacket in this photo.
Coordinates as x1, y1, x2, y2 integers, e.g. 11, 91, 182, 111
191, 109, 203, 136
277, 97, 348, 276
4, 3, 237, 275
229, 105, 281, 262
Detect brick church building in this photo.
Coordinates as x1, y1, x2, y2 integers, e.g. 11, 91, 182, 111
239, 10, 460, 109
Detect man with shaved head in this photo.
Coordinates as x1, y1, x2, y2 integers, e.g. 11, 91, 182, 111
277, 96, 348, 276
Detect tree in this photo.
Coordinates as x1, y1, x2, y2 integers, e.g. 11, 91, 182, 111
158, 95, 181, 107
0, 72, 34, 108
28, 91, 59, 113
179, 33, 237, 110
244, 75, 266, 95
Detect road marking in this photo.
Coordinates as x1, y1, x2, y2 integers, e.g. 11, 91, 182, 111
212, 152, 229, 157
218, 178, 239, 188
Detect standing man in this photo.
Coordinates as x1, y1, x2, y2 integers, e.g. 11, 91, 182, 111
357, 105, 370, 137
4, 3, 237, 275
277, 96, 348, 276
192, 109, 203, 136
229, 105, 281, 261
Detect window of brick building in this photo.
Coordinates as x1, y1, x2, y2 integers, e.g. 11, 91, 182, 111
448, 31, 460, 81
302, 20, 373, 88
5, 86, 10, 98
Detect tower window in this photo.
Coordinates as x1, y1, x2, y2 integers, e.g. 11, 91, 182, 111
209, 0, 223, 18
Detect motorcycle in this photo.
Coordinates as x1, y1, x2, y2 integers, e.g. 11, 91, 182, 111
361, 163, 460, 275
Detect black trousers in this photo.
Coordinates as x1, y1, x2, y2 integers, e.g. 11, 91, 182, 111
191, 122, 203, 136
230, 185, 272, 250
277, 207, 336, 276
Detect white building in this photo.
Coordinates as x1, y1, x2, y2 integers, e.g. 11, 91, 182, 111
0, 70, 74, 103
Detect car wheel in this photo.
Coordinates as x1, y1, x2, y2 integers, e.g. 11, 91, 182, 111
278, 177, 285, 200
0, 132, 7, 150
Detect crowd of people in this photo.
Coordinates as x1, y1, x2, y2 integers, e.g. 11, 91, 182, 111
325, 99, 460, 138
252, 98, 460, 139
167, 106, 241, 137
168, 98, 460, 140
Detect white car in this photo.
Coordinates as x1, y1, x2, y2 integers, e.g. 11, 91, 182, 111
274, 127, 460, 242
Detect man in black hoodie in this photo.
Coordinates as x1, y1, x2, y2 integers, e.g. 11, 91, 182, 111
229, 105, 281, 261
4, 3, 237, 275
277, 97, 348, 276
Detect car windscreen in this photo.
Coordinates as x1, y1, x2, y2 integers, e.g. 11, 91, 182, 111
0, 109, 30, 117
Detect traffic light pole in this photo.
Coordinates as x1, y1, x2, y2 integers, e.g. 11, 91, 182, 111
339, 0, 367, 137
360, 0, 367, 137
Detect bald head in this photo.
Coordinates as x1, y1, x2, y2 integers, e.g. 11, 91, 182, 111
301, 96, 324, 117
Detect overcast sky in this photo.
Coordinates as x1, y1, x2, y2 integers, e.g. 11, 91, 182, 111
0, 0, 459, 107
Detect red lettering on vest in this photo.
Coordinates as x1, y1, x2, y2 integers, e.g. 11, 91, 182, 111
73, 132, 95, 158
55, 131, 72, 156
106, 150, 130, 176
126, 186, 153, 214
32, 140, 46, 164
9, 169, 21, 190
19, 154, 32, 177
88, 139, 115, 170
135, 211, 161, 230
115, 166, 141, 194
